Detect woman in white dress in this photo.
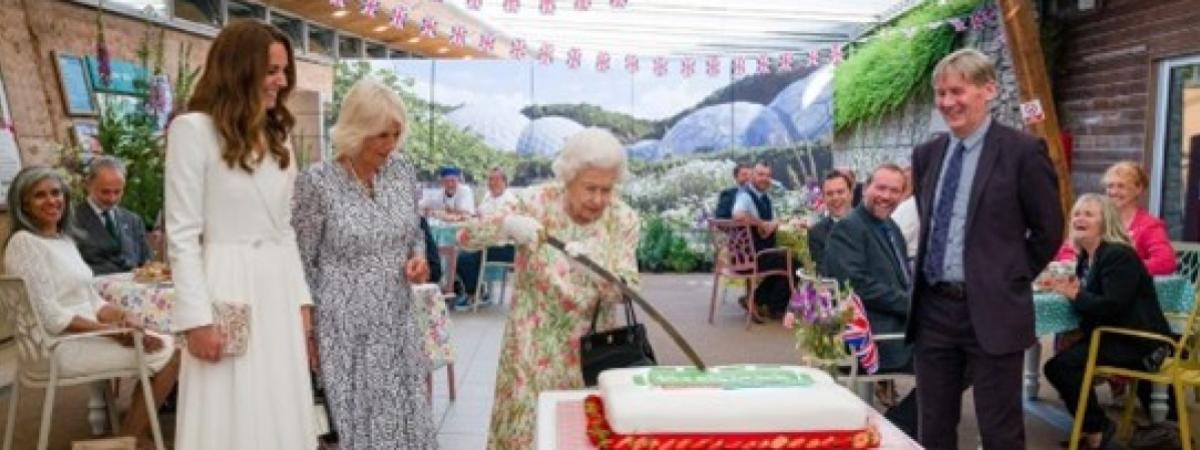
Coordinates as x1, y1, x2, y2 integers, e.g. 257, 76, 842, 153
164, 20, 316, 449
3, 167, 178, 448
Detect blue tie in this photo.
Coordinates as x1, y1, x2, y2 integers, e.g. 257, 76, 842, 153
923, 142, 966, 282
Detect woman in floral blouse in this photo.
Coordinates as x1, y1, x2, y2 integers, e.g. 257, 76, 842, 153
458, 128, 641, 450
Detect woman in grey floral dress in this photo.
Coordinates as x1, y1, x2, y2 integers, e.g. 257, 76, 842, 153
292, 78, 435, 449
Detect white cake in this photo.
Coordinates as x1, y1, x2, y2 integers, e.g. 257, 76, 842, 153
597, 365, 871, 435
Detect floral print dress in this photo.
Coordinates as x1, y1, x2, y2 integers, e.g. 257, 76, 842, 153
458, 183, 641, 450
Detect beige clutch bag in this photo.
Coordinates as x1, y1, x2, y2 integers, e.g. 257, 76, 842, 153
212, 302, 251, 357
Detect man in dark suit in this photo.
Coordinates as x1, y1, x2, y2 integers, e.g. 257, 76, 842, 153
908, 49, 1064, 449
823, 163, 917, 437
714, 163, 752, 219
74, 156, 153, 275
807, 170, 854, 274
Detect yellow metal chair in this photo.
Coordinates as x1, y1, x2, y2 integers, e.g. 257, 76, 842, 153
1067, 299, 1200, 450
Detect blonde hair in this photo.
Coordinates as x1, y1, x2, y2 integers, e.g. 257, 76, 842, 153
1072, 193, 1132, 254
331, 78, 409, 160
932, 48, 997, 88
551, 128, 628, 183
1103, 161, 1149, 190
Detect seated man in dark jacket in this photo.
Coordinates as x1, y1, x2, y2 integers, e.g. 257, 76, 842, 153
74, 156, 153, 274
807, 170, 854, 275
714, 163, 752, 219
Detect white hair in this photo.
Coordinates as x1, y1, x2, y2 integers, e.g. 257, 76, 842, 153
551, 128, 628, 183
331, 78, 409, 160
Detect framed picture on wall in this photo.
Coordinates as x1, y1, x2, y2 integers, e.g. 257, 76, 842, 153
53, 52, 98, 117
71, 120, 102, 156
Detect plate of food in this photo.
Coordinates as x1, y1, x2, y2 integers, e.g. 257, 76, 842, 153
133, 262, 172, 284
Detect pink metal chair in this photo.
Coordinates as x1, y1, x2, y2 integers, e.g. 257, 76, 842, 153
706, 219, 795, 329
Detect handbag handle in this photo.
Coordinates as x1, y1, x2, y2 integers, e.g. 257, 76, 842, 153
588, 284, 638, 335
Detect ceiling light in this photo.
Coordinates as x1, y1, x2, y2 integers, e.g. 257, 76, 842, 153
374, 25, 389, 33
332, 10, 349, 18
436, 47, 449, 54
407, 36, 421, 43
463, 55, 473, 60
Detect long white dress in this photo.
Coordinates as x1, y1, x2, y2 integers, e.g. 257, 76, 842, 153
165, 113, 317, 450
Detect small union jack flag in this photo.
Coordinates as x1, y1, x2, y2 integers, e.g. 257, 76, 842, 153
503, 0, 520, 13
807, 49, 820, 67
540, 0, 555, 14
510, 39, 528, 59
680, 57, 695, 78
830, 46, 844, 65
450, 25, 467, 47
610, 0, 627, 8
595, 51, 611, 72
731, 56, 746, 76
478, 33, 496, 52
705, 56, 721, 77
652, 57, 668, 77
420, 16, 438, 38
842, 292, 879, 375
360, 0, 380, 17
624, 55, 639, 74
779, 52, 794, 72
390, 5, 407, 29
566, 48, 582, 69
537, 42, 555, 64
574, 0, 591, 10
756, 54, 771, 74
467, 0, 483, 10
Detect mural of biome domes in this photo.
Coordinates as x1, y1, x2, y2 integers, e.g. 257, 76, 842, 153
516, 116, 585, 157
445, 104, 530, 152
769, 65, 834, 142
660, 102, 793, 157
626, 139, 662, 161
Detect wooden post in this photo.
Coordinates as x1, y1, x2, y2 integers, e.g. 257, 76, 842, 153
996, 0, 1074, 222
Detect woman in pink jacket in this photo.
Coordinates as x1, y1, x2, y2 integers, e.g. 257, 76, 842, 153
1056, 161, 1177, 275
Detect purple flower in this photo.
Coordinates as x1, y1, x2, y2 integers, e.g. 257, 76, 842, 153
96, 30, 112, 86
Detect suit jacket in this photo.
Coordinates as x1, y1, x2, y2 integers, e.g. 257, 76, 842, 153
714, 186, 739, 219
909, 121, 1064, 355
824, 205, 913, 370
1074, 241, 1173, 357
73, 202, 152, 275
807, 215, 836, 275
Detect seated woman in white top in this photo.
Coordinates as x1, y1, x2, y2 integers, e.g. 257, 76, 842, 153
3, 166, 179, 447
454, 168, 517, 306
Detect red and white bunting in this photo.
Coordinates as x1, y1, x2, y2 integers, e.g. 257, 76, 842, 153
806, 49, 820, 67
390, 5, 407, 29
537, 42, 555, 64
731, 56, 746, 76
510, 39, 528, 59
329, 0, 345, 9
595, 51, 611, 72
360, 0, 380, 17
779, 52, 794, 71
705, 56, 721, 77
830, 46, 843, 65
624, 55, 639, 74
756, 54, 771, 74
610, 0, 628, 8
566, 48, 583, 69
450, 25, 468, 47
467, 0, 482, 10
540, 0, 556, 14
503, 0, 520, 13
420, 16, 438, 38
652, 57, 668, 77
478, 33, 496, 52
574, 0, 592, 10
679, 57, 695, 78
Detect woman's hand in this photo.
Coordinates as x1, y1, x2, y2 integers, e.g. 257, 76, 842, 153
186, 325, 225, 363
502, 215, 543, 245
1049, 276, 1081, 300
96, 304, 127, 325
405, 256, 430, 283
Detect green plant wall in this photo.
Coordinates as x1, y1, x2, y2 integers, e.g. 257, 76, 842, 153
833, 0, 983, 131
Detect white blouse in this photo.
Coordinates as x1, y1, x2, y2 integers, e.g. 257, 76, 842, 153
477, 189, 517, 217
4, 231, 106, 335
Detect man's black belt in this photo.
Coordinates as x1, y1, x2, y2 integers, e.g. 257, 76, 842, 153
929, 281, 967, 300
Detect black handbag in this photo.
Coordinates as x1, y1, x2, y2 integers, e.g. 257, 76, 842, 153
579, 294, 657, 386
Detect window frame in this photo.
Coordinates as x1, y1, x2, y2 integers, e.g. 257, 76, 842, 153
1149, 53, 1200, 216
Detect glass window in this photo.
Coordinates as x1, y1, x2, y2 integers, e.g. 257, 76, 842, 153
338, 35, 363, 59
270, 13, 305, 51
308, 24, 335, 58
366, 42, 388, 59
226, 0, 266, 21
1153, 56, 1200, 241
173, 0, 221, 27
106, 0, 168, 19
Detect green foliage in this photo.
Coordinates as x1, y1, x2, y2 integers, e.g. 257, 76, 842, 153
833, 0, 982, 130
97, 107, 164, 225
522, 103, 656, 143
330, 62, 515, 183
173, 41, 201, 111
637, 215, 703, 273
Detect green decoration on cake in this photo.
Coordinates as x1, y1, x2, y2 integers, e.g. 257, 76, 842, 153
639, 366, 814, 390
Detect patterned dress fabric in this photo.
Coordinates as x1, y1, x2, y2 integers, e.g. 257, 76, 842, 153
292, 154, 436, 450
457, 182, 641, 450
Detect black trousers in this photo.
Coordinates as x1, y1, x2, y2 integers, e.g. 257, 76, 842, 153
914, 288, 1025, 450
454, 245, 515, 296
1044, 338, 1177, 433
745, 252, 793, 314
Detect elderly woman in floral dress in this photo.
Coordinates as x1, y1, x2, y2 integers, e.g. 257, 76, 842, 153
458, 128, 640, 450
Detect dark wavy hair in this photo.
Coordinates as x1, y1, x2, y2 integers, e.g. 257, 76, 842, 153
187, 19, 295, 172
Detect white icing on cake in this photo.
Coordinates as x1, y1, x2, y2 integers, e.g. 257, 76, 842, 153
598, 365, 870, 434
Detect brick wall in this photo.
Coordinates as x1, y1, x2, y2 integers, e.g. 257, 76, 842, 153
1053, 0, 1200, 193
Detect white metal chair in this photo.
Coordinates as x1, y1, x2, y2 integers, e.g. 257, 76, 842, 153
836, 333, 912, 406
0, 276, 164, 450
471, 246, 514, 312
